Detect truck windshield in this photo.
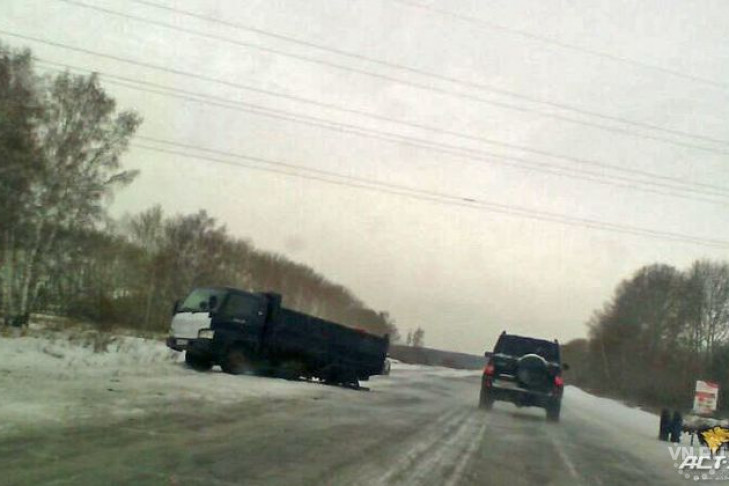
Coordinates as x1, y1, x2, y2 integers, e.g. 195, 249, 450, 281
179, 288, 227, 313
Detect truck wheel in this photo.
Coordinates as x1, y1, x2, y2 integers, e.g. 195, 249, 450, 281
479, 386, 494, 410
546, 401, 561, 422
276, 360, 303, 380
221, 347, 255, 375
185, 351, 212, 372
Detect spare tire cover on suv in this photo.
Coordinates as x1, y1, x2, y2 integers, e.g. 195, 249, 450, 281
515, 354, 551, 391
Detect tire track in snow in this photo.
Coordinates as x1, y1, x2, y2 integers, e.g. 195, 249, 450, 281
548, 433, 582, 483
403, 411, 488, 485
369, 407, 470, 485
371, 408, 491, 485
335, 406, 467, 485
443, 415, 488, 486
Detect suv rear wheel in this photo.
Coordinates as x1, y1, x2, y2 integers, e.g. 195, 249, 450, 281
546, 400, 561, 422
479, 385, 494, 410
276, 359, 304, 380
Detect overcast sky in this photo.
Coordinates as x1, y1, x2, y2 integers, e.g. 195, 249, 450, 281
3, 0, 729, 354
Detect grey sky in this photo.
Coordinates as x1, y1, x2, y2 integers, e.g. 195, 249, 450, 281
3, 0, 729, 354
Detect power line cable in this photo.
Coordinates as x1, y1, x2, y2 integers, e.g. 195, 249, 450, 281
131, 141, 729, 249
21, 49, 729, 198
124, 0, 729, 148
47, 0, 729, 154
7, 33, 726, 195
34, 58, 729, 206
392, 0, 729, 91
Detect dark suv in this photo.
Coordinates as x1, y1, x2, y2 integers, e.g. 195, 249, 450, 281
479, 332, 566, 421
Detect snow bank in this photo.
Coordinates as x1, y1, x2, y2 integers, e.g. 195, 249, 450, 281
564, 385, 659, 438
1, 333, 181, 377
0, 329, 482, 438
0, 331, 328, 439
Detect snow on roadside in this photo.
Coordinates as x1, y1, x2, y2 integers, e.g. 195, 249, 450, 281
2, 332, 181, 377
564, 385, 659, 438
0, 331, 328, 439
389, 361, 481, 377
562, 384, 690, 478
0, 329, 482, 439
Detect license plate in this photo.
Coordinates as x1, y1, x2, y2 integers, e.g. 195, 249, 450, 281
176, 339, 188, 346
495, 380, 520, 390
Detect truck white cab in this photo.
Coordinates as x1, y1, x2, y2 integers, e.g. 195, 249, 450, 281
166, 287, 226, 351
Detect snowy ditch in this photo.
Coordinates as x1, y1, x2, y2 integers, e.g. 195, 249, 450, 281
0, 327, 471, 438
0, 328, 320, 438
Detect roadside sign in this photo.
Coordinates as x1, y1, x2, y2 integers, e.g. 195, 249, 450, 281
694, 380, 719, 415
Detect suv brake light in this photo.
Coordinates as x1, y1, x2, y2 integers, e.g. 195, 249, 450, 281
554, 376, 564, 387
483, 363, 495, 376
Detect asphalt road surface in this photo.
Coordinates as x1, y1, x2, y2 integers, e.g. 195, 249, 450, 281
1, 366, 687, 485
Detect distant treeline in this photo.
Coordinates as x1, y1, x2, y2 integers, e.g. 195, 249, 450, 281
389, 344, 485, 370
563, 261, 729, 413
0, 43, 398, 338
49, 207, 399, 337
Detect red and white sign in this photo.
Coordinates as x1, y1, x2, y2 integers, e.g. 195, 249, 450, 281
694, 380, 719, 415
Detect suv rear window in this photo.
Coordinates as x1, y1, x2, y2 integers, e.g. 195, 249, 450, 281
494, 335, 559, 362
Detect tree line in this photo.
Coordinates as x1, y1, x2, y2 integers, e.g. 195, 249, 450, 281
0, 43, 398, 339
404, 327, 425, 348
563, 260, 729, 412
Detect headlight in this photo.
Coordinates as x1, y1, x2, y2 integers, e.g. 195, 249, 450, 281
198, 329, 215, 339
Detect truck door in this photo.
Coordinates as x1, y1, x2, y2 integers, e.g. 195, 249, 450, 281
212, 292, 265, 346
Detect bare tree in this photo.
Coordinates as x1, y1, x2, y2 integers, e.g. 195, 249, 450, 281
0, 46, 40, 324
1, 45, 398, 338
574, 260, 729, 409
412, 327, 425, 348
12, 71, 140, 322
687, 261, 729, 359
124, 205, 164, 328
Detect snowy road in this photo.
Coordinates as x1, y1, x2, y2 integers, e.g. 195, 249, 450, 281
1, 350, 689, 486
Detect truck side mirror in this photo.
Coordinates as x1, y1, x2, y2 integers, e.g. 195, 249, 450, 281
208, 295, 219, 318
562, 363, 570, 371
172, 300, 181, 316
